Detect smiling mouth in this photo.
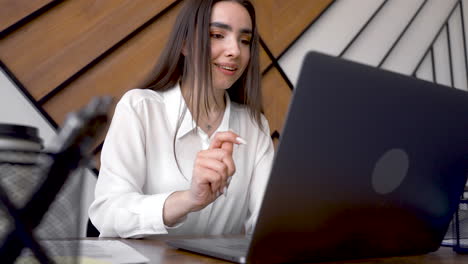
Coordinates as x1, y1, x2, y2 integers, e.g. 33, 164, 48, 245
215, 63, 237, 72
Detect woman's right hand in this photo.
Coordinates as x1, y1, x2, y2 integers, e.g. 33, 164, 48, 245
163, 131, 246, 226
188, 131, 244, 211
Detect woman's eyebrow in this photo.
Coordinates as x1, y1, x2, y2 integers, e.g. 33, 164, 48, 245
210, 22, 252, 34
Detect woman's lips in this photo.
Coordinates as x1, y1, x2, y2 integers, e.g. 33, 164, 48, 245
215, 63, 238, 76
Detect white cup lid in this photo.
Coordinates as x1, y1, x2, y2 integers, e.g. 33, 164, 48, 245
0, 123, 42, 146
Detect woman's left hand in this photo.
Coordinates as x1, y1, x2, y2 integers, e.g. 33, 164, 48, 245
163, 131, 246, 226
188, 131, 245, 210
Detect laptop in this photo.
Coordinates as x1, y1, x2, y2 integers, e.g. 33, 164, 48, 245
166, 51, 468, 263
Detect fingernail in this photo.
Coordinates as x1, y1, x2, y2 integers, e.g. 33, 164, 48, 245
236, 137, 247, 145
223, 186, 228, 197
216, 191, 221, 197
227, 176, 232, 185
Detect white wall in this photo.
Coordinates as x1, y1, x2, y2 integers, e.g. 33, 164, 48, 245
279, 0, 465, 91
0, 68, 96, 237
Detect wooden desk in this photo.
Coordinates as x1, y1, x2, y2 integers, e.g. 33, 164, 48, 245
92, 236, 468, 264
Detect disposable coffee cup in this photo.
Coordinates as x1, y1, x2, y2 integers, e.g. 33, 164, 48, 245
0, 124, 42, 151
0, 123, 44, 207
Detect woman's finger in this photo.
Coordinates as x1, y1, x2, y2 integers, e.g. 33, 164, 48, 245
198, 149, 235, 177
194, 165, 221, 193
197, 157, 234, 195
195, 157, 229, 192
209, 131, 247, 151
221, 141, 233, 154
195, 157, 228, 180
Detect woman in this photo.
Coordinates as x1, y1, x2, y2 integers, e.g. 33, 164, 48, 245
89, 0, 274, 238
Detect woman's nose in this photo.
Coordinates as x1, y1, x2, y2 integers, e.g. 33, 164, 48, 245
225, 38, 240, 57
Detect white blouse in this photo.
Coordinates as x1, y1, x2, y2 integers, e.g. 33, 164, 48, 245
89, 84, 274, 238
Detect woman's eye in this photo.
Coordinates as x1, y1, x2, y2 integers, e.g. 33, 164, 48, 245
241, 39, 251, 45
211, 33, 224, 39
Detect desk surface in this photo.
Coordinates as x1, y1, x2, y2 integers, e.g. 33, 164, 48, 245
89, 236, 468, 264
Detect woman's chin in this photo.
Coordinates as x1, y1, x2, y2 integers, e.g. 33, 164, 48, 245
213, 82, 235, 90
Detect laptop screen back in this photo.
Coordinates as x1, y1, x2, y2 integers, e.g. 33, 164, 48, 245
247, 52, 468, 263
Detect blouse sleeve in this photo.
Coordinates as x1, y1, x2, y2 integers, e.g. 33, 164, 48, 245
244, 116, 275, 235
88, 93, 175, 238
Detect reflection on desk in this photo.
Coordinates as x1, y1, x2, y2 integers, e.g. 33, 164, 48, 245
81, 236, 468, 264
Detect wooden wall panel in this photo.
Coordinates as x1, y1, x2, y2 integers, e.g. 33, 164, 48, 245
261, 68, 292, 147
0, 0, 52, 32
1, 0, 332, 155
255, 0, 333, 57
43, 3, 182, 126
260, 47, 270, 72
0, 0, 175, 101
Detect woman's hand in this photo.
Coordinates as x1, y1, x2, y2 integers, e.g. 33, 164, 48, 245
163, 131, 246, 226
188, 131, 246, 211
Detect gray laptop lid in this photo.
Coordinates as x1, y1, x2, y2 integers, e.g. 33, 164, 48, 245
245, 51, 468, 263
167, 52, 468, 263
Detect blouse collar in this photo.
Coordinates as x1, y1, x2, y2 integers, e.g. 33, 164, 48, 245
163, 82, 232, 139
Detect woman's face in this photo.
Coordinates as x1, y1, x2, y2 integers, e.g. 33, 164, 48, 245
210, 1, 252, 91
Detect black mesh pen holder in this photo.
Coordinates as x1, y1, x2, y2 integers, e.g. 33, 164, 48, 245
452, 197, 468, 253
0, 97, 111, 264
0, 149, 57, 264
443, 190, 468, 254
0, 124, 83, 264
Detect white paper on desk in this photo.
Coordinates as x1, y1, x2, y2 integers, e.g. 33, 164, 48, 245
81, 240, 149, 264
442, 238, 468, 246
42, 240, 149, 264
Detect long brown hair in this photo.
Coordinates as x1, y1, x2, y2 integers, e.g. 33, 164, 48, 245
143, 0, 263, 127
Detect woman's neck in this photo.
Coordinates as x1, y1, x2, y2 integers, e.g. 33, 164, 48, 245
180, 81, 226, 135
